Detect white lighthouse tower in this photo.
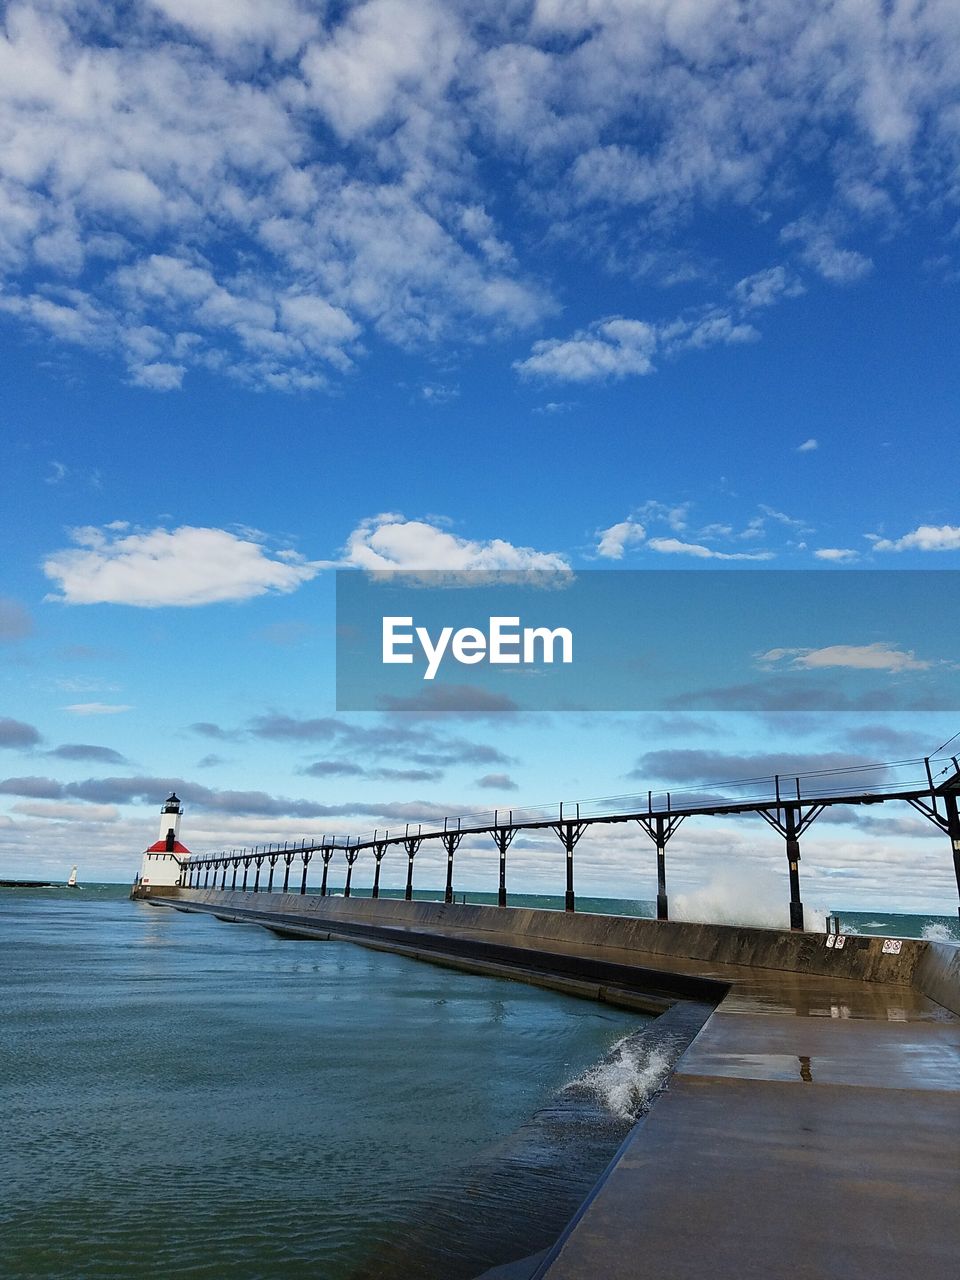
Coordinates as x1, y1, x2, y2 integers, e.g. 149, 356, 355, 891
138, 792, 191, 889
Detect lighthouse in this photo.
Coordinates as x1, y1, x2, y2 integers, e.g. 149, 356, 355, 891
138, 792, 192, 888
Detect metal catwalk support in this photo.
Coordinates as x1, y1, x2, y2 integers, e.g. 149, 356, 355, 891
905, 762, 960, 923
550, 812, 587, 912
442, 831, 463, 904
320, 847, 334, 897
758, 797, 826, 932
403, 832, 423, 901
299, 846, 313, 895
230, 859, 239, 891
945, 792, 960, 922
220, 860, 228, 890
371, 840, 389, 899
191, 755, 960, 927
267, 850, 280, 893
636, 811, 685, 922
242, 858, 250, 892
344, 842, 359, 897
490, 823, 517, 908
282, 847, 296, 894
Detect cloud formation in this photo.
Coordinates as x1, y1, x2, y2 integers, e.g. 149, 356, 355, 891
872, 525, 960, 553
44, 523, 320, 606
0, 717, 42, 750
596, 519, 646, 560
1, 2, 958, 390
515, 309, 758, 382
757, 643, 934, 674
342, 513, 569, 573
48, 743, 129, 764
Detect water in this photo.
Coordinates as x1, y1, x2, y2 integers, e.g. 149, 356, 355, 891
832, 908, 960, 942
1, 887, 656, 1280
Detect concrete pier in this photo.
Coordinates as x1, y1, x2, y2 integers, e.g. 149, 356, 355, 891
143, 889, 960, 1279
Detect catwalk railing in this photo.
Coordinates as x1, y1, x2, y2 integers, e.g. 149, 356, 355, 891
176, 754, 960, 929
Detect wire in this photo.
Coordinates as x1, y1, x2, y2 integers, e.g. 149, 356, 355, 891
932, 728, 960, 755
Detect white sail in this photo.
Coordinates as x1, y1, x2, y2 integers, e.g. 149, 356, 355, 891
67, 866, 78, 887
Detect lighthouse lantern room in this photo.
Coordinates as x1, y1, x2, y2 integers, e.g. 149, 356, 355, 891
139, 792, 191, 888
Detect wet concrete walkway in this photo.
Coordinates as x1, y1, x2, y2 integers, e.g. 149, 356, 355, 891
536, 970, 960, 1280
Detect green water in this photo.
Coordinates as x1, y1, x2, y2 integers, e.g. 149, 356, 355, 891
0, 887, 647, 1279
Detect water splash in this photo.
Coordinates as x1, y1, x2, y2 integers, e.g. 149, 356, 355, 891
671, 866, 829, 933
921, 921, 960, 943
564, 1035, 672, 1122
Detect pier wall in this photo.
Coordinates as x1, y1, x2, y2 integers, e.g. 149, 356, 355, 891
144, 887, 960, 1012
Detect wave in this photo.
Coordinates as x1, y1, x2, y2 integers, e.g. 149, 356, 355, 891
921, 921, 960, 943
563, 1034, 672, 1122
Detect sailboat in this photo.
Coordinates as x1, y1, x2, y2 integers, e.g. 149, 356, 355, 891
66, 866, 79, 889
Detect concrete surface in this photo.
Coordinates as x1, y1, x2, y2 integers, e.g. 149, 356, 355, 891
537, 991, 960, 1280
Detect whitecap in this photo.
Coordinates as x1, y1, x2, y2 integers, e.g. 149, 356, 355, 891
563, 1036, 672, 1122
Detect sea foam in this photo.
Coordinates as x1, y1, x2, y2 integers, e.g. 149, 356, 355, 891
564, 1035, 672, 1122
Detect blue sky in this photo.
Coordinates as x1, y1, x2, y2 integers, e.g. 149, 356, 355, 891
2, 1, 960, 917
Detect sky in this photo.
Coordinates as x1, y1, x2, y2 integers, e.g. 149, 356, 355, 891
2, 0, 960, 918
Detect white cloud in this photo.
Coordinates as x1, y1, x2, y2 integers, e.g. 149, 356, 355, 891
731, 265, 805, 310
0, 1, 958, 391
516, 308, 756, 383
780, 217, 873, 283
597, 519, 646, 560
797, 438, 819, 453
517, 317, 657, 382
147, 0, 319, 60
757, 643, 933, 673
44, 524, 321, 607
872, 525, 960, 553
758, 504, 812, 532
814, 547, 857, 561
342, 513, 569, 573
301, 0, 463, 139
62, 703, 134, 715
648, 537, 774, 562
12, 801, 119, 822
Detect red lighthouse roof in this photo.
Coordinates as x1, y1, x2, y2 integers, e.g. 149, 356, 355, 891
145, 839, 191, 855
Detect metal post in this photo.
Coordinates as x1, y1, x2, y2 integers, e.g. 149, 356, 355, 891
267, 853, 278, 893
220, 861, 228, 890
300, 849, 312, 895
785, 805, 804, 931
403, 836, 422, 900
442, 832, 462, 904
655, 814, 668, 922
204, 866, 210, 888
944, 791, 960, 923
344, 846, 358, 897
372, 843, 387, 898
405, 848, 415, 900
565, 826, 575, 912
492, 827, 514, 908
230, 861, 238, 891
320, 849, 333, 897
242, 859, 249, 892
253, 855, 263, 893
282, 853, 292, 894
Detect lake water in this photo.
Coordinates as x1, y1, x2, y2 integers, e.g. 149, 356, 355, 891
1, 886, 662, 1279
